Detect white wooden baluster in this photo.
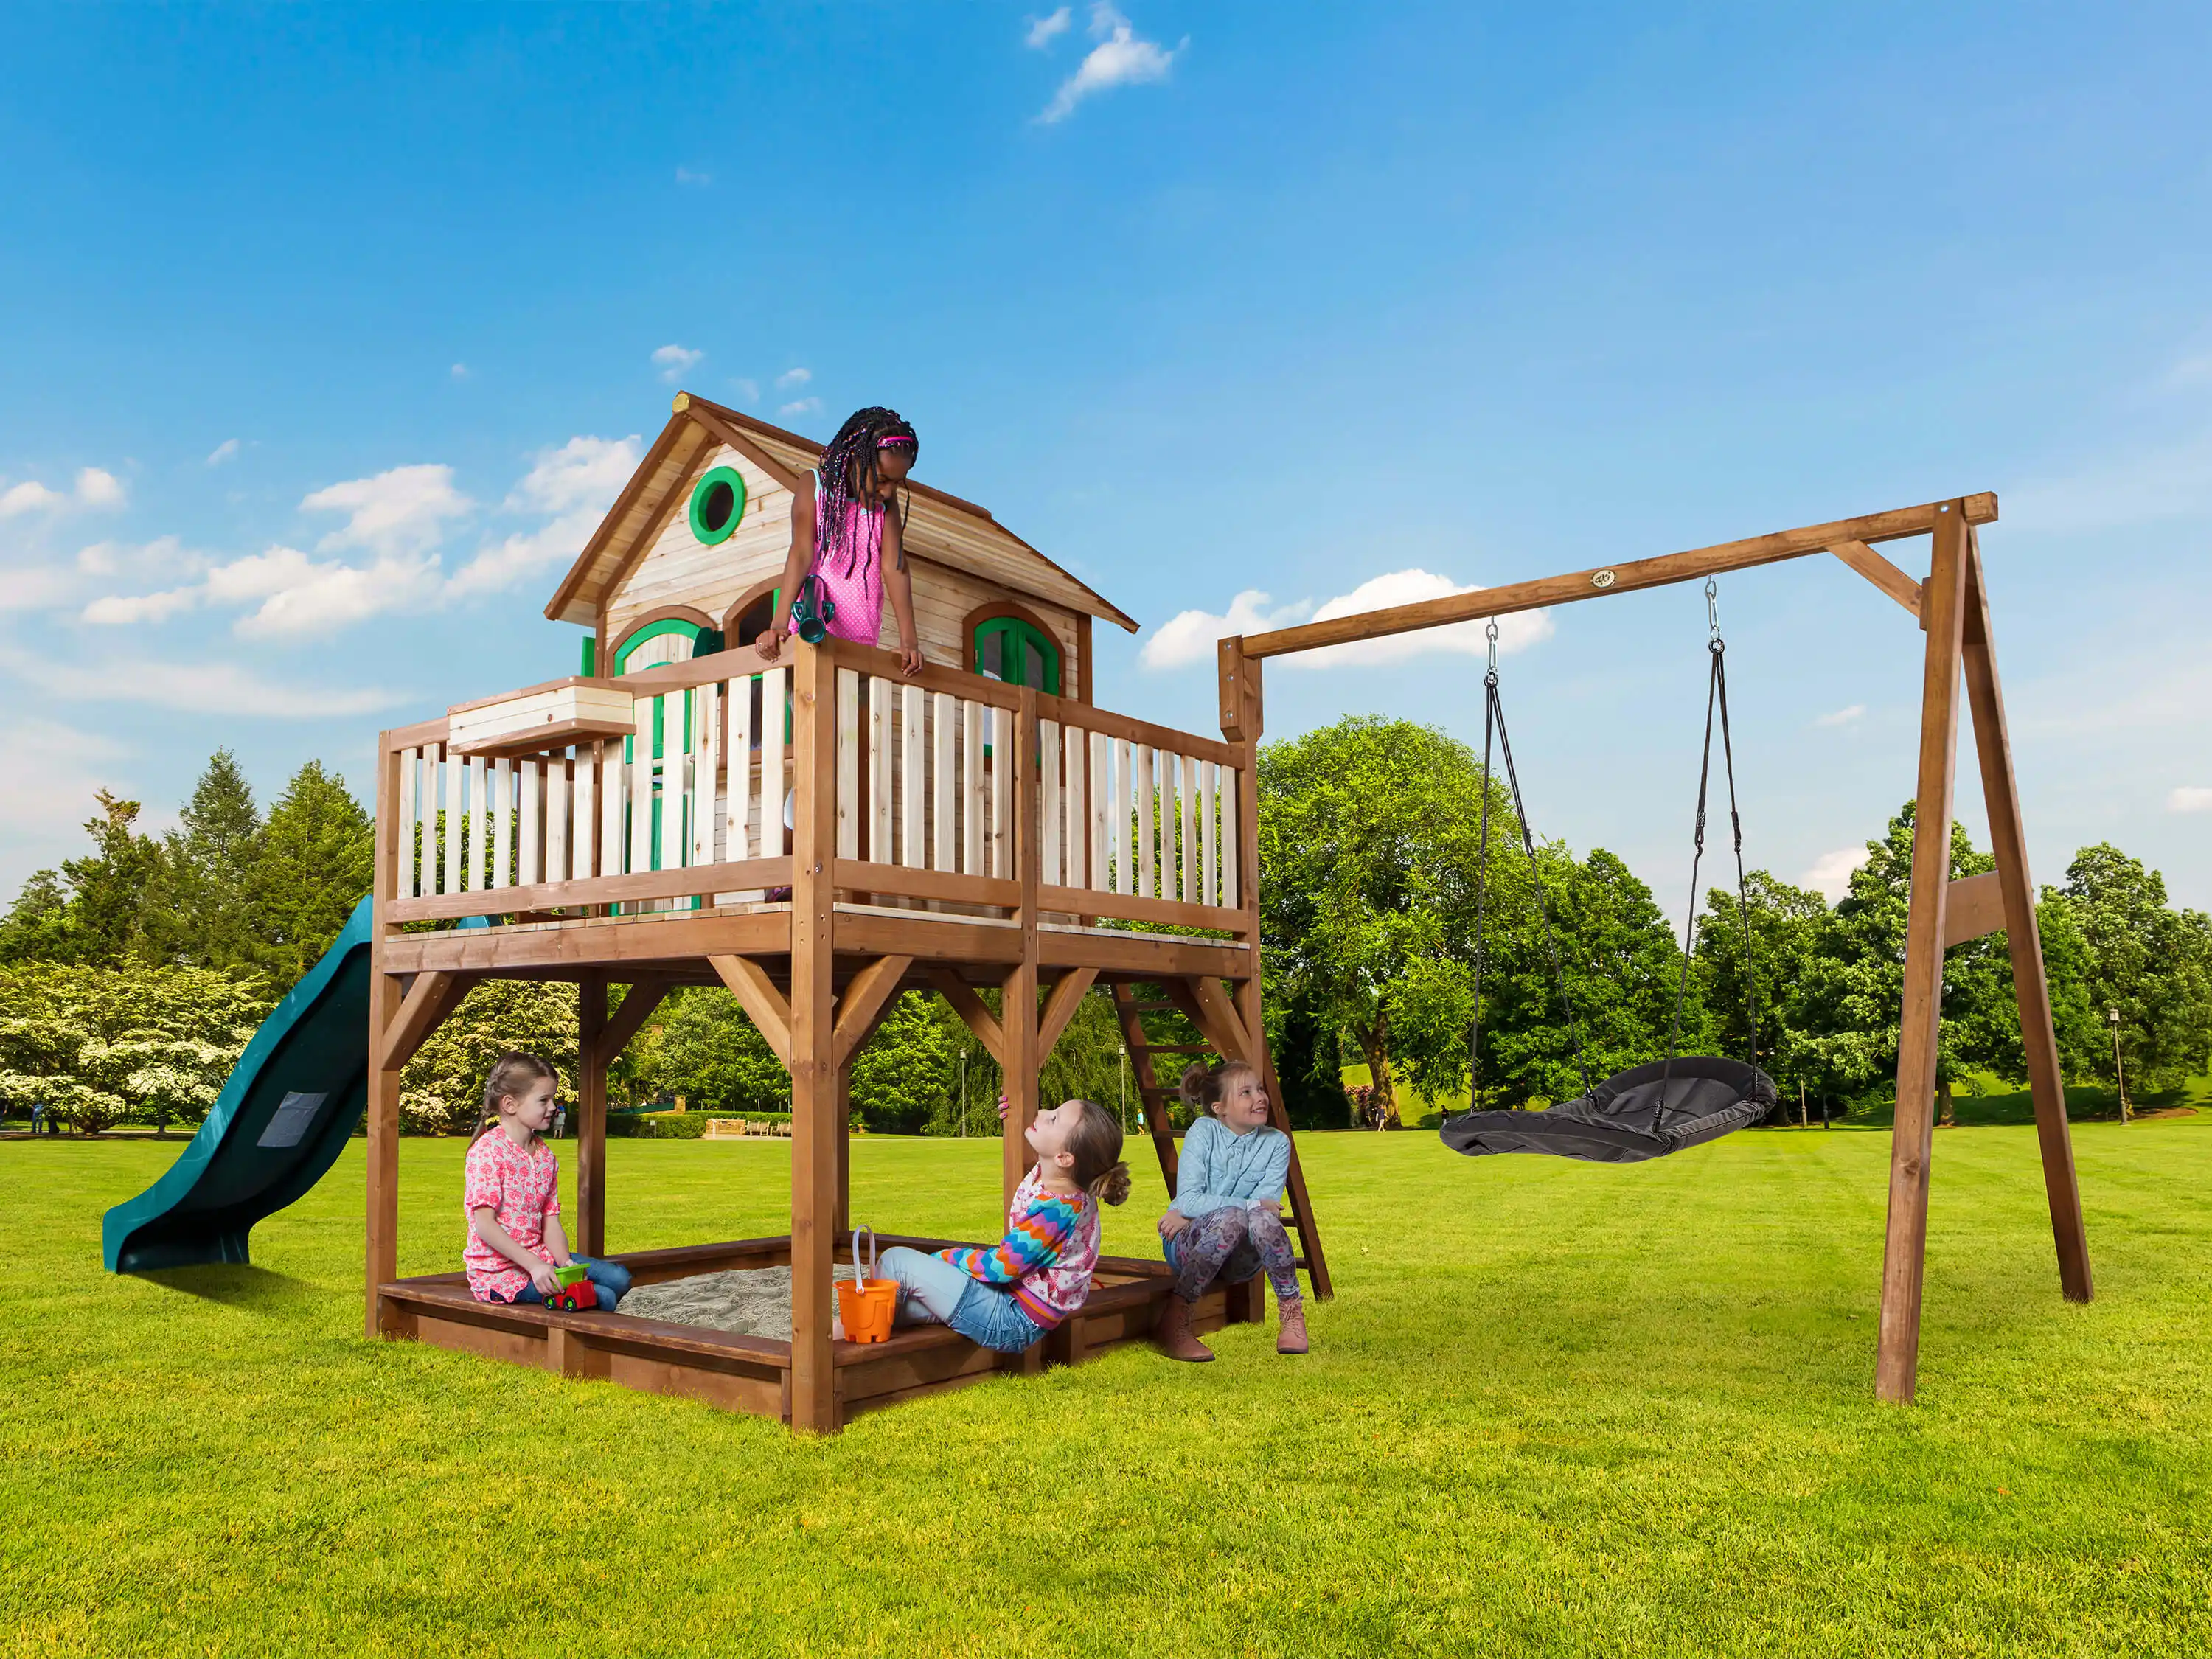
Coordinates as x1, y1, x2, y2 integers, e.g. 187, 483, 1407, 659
1180, 753, 1198, 904
397, 747, 419, 900
574, 746, 597, 880
1110, 739, 1130, 896
518, 759, 540, 888
835, 669, 860, 862
700, 684, 721, 868
727, 674, 754, 864
901, 685, 925, 869
1200, 760, 1217, 908
467, 755, 490, 891
759, 667, 786, 869
1220, 768, 1239, 909
488, 759, 511, 891
990, 703, 1012, 881
1090, 734, 1110, 896
630, 709, 654, 882
601, 737, 626, 881
1039, 720, 1061, 890
933, 692, 956, 872
1062, 726, 1086, 891
440, 747, 461, 895
962, 700, 984, 875
1136, 745, 1155, 899
658, 698, 685, 877
869, 675, 892, 868
546, 753, 569, 886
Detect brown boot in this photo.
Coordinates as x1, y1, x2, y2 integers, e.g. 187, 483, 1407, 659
1157, 1295, 1214, 1362
1276, 1298, 1309, 1356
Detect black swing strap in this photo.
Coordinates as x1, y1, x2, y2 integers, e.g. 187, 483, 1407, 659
1659, 581, 1761, 1119
1470, 621, 1593, 1105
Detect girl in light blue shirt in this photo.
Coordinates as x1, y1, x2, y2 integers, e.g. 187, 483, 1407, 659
1155, 1059, 1309, 1360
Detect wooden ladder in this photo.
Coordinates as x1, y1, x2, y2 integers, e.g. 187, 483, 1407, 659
1109, 979, 1333, 1300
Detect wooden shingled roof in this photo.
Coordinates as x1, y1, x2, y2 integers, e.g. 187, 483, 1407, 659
543, 392, 1138, 633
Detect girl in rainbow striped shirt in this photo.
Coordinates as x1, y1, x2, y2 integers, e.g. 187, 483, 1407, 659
879, 1099, 1131, 1353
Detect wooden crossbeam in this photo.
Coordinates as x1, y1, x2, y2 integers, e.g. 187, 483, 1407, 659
1941, 872, 2006, 948
710, 955, 792, 1069
833, 954, 913, 1071
1242, 495, 1994, 660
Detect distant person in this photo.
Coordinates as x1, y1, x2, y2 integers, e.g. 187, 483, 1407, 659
753, 407, 926, 676
877, 1099, 1130, 1353
462, 1052, 629, 1312
1155, 1060, 1309, 1360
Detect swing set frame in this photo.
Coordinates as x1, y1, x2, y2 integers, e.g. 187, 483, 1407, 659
1229, 492, 2090, 1403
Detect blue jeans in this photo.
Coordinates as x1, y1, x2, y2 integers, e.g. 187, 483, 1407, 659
498, 1253, 631, 1311
879, 1245, 1045, 1354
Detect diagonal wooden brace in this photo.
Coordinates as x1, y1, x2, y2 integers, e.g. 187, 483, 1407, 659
1037, 968, 1099, 1061
928, 966, 1006, 1069
594, 978, 672, 1062
711, 954, 793, 1070
378, 970, 476, 1075
834, 955, 914, 1072
1828, 539, 1925, 625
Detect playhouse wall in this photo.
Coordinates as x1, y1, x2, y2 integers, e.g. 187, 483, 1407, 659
603, 441, 1085, 685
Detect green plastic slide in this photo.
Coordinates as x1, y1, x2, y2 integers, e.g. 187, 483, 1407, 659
102, 897, 382, 1273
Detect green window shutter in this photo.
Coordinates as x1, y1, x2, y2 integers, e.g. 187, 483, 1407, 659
971, 616, 1061, 695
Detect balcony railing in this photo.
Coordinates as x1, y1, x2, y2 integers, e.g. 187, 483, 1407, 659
378, 638, 1250, 938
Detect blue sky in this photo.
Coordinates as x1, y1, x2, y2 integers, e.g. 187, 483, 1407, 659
3, 2, 2208, 917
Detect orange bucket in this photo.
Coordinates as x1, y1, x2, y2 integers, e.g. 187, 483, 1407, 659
835, 1227, 900, 1344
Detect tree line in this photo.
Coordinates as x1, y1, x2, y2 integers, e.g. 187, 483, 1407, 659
5, 721, 2208, 1136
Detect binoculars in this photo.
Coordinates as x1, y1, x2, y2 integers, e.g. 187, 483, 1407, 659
790, 574, 836, 645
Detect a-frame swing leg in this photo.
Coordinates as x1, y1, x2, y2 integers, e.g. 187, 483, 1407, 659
1961, 529, 2093, 1303
1877, 501, 1969, 1405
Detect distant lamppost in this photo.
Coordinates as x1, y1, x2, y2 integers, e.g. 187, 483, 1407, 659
2108, 1007, 2132, 1124
1119, 1045, 1130, 1130
958, 1048, 968, 1138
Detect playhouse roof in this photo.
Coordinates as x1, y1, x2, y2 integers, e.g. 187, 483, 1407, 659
543, 393, 1138, 634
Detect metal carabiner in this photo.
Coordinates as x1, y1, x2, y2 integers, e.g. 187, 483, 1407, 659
1705, 577, 1722, 644
1486, 619, 1500, 675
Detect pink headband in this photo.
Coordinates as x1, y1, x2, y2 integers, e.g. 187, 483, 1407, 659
877, 434, 916, 448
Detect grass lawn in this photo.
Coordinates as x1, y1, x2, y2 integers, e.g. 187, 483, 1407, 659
7, 1105, 2211, 1657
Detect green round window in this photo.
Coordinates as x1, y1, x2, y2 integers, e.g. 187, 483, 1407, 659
689, 465, 748, 545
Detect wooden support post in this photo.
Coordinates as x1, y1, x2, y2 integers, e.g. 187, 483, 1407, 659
1961, 531, 2093, 1303
1003, 688, 1043, 1208
790, 641, 841, 1433
835, 1066, 853, 1238
366, 737, 403, 1338
1877, 499, 1969, 1403
577, 975, 609, 1258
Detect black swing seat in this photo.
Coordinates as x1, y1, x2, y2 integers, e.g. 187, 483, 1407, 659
1440, 1056, 1778, 1164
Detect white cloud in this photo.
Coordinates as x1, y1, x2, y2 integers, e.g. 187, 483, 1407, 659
731, 378, 760, 404
0, 646, 397, 717
653, 343, 703, 383
503, 434, 641, 517
0, 480, 65, 518
775, 366, 812, 390
2170, 786, 2212, 813
1140, 591, 1312, 670
206, 438, 241, 466
779, 397, 824, 420
1803, 846, 1871, 900
1139, 570, 1557, 672
1026, 7, 1072, 48
1040, 4, 1184, 123
451, 362, 469, 380
83, 586, 200, 626
1815, 703, 1865, 728
1285, 569, 1554, 670
0, 466, 126, 519
0, 717, 127, 847
302, 463, 472, 560
675, 167, 713, 187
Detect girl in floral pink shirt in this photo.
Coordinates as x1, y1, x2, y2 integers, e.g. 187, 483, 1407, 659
463, 1052, 630, 1312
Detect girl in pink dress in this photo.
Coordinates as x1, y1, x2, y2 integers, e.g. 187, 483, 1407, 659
462, 1051, 630, 1312
754, 406, 926, 676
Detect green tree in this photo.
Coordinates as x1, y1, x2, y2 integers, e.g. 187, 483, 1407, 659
1695, 870, 1828, 1086
400, 981, 580, 1134
0, 870, 76, 965
2049, 844, 2212, 1098
250, 762, 375, 986
58, 791, 167, 965
0, 962, 270, 1135
1791, 804, 2014, 1122
1258, 716, 1515, 1123
851, 993, 959, 1133
637, 987, 790, 1116
153, 751, 265, 970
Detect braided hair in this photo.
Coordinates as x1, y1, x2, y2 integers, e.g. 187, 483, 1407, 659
815, 406, 917, 577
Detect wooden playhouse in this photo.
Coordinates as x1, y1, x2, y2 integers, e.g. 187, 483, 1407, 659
365, 394, 1335, 1433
